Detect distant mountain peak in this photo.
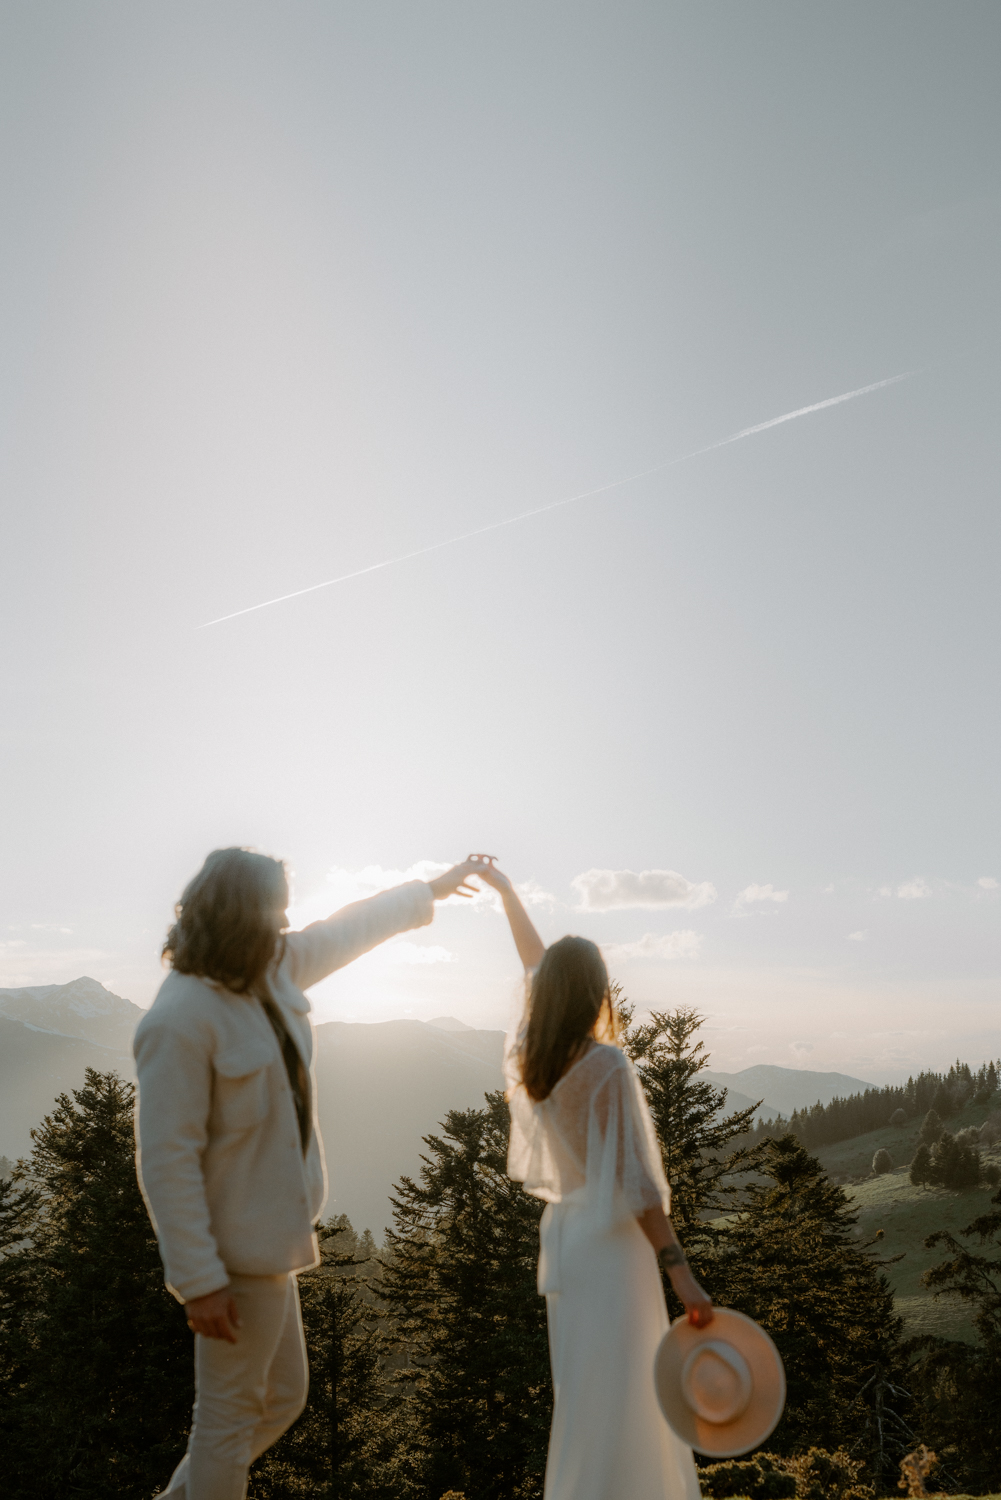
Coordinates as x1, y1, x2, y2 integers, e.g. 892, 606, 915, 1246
703, 1062, 875, 1118
0, 977, 143, 1052
426, 1015, 475, 1032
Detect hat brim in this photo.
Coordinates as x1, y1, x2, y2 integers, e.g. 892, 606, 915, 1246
654, 1308, 786, 1458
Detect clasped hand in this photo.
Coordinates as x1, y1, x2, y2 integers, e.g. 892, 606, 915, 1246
427, 858, 489, 901
185, 1286, 241, 1343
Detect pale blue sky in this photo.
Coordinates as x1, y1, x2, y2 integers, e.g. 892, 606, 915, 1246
1, 3, 998, 1080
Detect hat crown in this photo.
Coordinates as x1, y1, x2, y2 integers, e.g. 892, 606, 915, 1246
681, 1341, 753, 1425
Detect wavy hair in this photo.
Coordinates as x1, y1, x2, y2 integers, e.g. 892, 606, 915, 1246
518, 935, 617, 1102
162, 847, 289, 996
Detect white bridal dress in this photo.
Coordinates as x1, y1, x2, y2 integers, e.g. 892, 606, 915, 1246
506, 1038, 703, 1500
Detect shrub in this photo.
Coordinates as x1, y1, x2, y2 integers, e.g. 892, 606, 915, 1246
898, 1444, 938, 1497
983, 1162, 1001, 1188
954, 1126, 981, 1149
873, 1149, 893, 1175
700, 1449, 873, 1500
781, 1447, 874, 1500
699, 1455, 797, 1500
889, 1109, 907, 1127
918, 1110, 943, 1146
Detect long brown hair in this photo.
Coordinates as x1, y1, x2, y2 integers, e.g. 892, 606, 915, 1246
519, 935, 617, 1102
162, 847, 289, 996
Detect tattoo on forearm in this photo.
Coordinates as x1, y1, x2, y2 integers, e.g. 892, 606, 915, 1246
657, 1243, 688, 1271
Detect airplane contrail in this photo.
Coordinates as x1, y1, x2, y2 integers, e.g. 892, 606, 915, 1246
199, 370, 914, 627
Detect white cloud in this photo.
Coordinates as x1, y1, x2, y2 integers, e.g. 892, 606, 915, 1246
603, 930, 703, 963
571, 868, 716, 912
736, 883, 789, 906
847, 930, 866, 942
897, 878, 931, 900
789, 1041, 814, 1059
978, 876, 998, 891
877, 886, 892, 898
823, 884, 835, 894
514, 879, 556, 910
473, 878, 556, 915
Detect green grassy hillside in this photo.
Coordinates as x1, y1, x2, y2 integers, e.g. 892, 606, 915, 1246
811, 1099, 1000, 1343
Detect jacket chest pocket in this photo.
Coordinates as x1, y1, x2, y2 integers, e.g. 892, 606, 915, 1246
213, 1041, 274, 1133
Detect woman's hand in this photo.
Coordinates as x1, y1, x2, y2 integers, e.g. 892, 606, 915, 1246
670, 1266, 714, 1329
465, 854, 513, 894
185, 1286, 241, 1343
428, 860, 483, 901
641, 1209, 715, 1329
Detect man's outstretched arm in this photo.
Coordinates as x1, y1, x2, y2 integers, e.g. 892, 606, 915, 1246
286, 859, 481, 990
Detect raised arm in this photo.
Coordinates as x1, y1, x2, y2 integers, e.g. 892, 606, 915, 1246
286, 860, 482, 992
468, 855, 546, 972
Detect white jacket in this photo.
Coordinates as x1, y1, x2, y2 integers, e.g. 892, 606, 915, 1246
134, 880, 434, 1303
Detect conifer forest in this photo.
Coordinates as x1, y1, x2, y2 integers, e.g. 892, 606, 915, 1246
1, 1009, 1000, 1499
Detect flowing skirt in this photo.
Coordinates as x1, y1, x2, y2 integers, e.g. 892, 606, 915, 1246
540, 1194, 702, 1500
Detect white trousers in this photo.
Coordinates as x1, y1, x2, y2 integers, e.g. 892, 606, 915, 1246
158, 1273, 308, 1500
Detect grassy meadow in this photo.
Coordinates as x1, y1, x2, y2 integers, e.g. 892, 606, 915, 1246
811, 1097, 1001, 1343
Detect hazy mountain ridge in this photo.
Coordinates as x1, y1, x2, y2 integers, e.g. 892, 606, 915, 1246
0, 976, 144, 1052
703, 1064, 874, 1120
0, 979, 882, 1236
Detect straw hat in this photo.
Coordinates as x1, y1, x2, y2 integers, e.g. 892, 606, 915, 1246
654, 1308, 786, 1458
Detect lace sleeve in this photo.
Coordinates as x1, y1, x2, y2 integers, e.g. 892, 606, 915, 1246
504, 1025, 563, 1201
586, 1052, 670, 1228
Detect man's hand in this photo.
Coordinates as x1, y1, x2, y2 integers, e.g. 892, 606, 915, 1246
428, 860, 482, 901
185, 1286, 241, 1343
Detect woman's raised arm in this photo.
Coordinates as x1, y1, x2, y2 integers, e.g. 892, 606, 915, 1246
468, 855, 546, 972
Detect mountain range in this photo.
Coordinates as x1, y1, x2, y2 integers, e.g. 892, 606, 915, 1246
702, 1065, 875, 1120
0, 978, 873, 1236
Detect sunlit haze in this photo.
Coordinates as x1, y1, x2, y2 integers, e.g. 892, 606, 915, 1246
2, 4, 999, 1082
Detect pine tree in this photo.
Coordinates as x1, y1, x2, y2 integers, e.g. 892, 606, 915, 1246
716, 1137, 905, 1480
924, 1185, 1001, 1350
906, 1187, 1001, 1492
909, 1144, 932, 1190
927, 1132, 982, 1190
248, 1220, 394, 1499
735, 1060, 997, 1155
620, 1007, 763, 1241
0, 1069, 192, 1499
381, 1091, 550, 1500
930, 1082, 954, 1119
918, 1109, 943, 1146
0, 1169, 42, 1456
618, 1006, 766, 1319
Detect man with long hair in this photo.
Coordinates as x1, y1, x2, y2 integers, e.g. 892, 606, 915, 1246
134, 847, 480, 1500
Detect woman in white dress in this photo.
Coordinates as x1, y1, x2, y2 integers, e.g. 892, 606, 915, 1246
473, 858, 713, 1500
